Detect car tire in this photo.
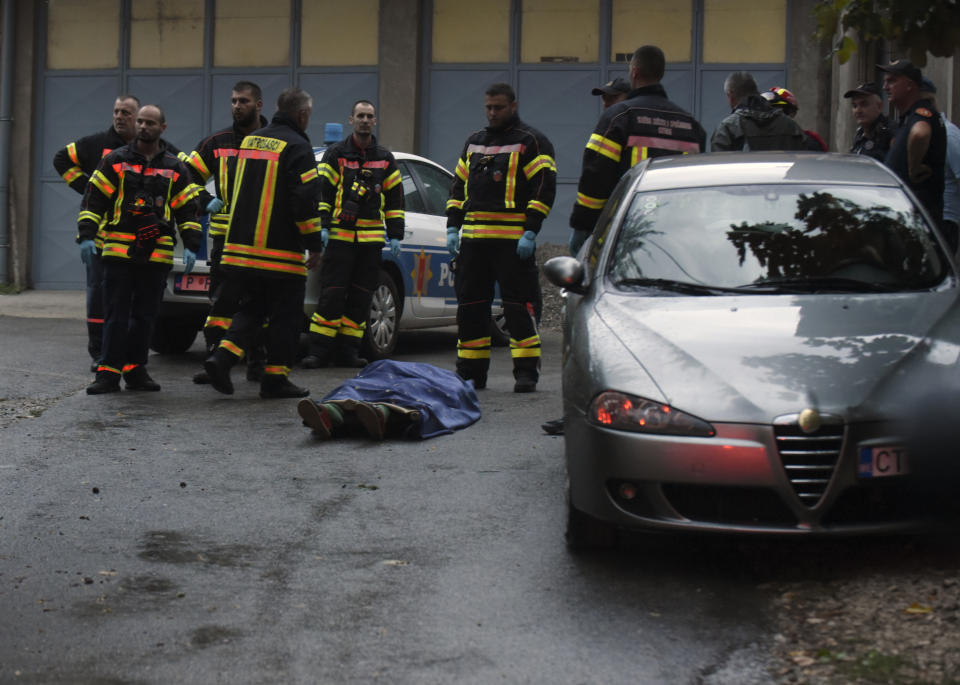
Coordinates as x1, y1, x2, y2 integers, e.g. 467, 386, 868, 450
565, 498, 619, 552
150, 316, 200, 354
362, 270, 400, 361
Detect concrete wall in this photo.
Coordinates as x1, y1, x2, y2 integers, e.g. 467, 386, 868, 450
788, 0, 833, 148
378, 0, 421, 153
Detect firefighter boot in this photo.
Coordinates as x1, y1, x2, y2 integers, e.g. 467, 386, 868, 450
192, 341, 219, 384
246, 345, 266, 382
123, 365, 161, 391
334, 337, 368, 369
86, 369, 121, 395
260, 374, 310, 400
513, 357, 539, 393
301, 335, 334, 369
456, 358, 488, 390
203, 349, 236, 395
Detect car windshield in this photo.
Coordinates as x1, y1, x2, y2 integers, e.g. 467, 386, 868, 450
608, 184, 949, 293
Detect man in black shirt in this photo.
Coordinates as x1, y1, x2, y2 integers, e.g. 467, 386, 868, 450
844, 82, 894, 162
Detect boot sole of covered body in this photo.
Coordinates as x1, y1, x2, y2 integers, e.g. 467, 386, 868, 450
297, 399, 333, 438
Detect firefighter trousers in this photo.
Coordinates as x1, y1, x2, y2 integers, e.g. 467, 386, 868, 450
85, 250, 105, 361
455, 238, 540, 383
307, 241, 381, 353
99, 260, 168, 374
217, 272, 305, 375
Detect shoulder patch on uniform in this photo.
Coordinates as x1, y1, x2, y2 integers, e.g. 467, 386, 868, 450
915, 107, 932, 118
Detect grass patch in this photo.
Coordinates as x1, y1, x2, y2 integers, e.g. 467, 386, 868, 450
0, 283, 23, 295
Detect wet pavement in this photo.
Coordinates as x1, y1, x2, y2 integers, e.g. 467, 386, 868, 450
0, 304, 774, 684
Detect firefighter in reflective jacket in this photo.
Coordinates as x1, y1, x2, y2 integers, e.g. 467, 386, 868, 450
569, 45, 706, 254
301, 100, 404, 369
202, 87, 325, 400
53, 95, 140, 371
445, 83, 557, 393
79, 104, 203, 395
185, 81, 268, 382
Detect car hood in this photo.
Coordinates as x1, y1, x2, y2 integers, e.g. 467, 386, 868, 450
594, 290, 960, 423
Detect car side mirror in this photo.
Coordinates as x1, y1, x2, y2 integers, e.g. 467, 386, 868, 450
544, 256, 586, 295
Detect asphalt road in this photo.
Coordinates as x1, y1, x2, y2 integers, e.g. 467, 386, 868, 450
0, 302, 774, 684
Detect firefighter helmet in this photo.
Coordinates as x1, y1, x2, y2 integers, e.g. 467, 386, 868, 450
762, 87, 799, 117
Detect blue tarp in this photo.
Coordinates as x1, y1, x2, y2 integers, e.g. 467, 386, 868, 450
322, 360, 481, 439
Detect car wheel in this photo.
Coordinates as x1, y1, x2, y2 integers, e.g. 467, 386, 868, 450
150, 316, 200, 354
565, 498, 619, 551
362, 270, 400, 361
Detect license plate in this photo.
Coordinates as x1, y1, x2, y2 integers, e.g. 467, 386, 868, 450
858, 445, 909, 478
174, 273, 210, 293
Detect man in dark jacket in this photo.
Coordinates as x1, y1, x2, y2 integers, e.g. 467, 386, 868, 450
301, 100, 404, 369
80, 104, 203, 395
569, 45, 706, 255
53, 95, 139, 371
710, 72, 806, 152
844, 81, 895, 162
203, 87, 326, 399
445, 83, 556, 393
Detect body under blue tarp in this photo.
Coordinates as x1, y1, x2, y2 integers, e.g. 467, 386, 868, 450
321, 360, 481, 439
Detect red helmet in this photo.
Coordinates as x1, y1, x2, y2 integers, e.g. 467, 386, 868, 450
762, 87, 799, 116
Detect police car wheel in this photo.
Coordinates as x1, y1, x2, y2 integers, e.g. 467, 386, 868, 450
150, 316, 200, 354
362, 271, 400, 361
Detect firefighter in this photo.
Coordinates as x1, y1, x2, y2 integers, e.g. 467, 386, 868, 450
569, 45, 706, 254
301, 100, 404, 369
203, 87, 325, 399
186, 81, 268, 384
81, 104, 203, 395
445, 83, 556, 393
53, 95, 140, 372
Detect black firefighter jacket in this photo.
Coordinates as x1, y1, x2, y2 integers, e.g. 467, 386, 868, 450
221, 112, 325, 279
77, 140, 202, 265
446, 115, 557, 240
185, 115, 269, 238
570, 84, 706, 234
317, 134, 404, 244
710, 95, 807, 152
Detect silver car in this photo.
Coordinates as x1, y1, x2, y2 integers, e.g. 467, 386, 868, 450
545, 152, 959, 547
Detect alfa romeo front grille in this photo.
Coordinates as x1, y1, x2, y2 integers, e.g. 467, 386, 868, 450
774, 420, 844, 506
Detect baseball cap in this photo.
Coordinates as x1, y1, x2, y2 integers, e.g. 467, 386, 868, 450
876, 59, 923, 85
920, 77, 937, 94
843, 81, 882, 99
591, 77, 630, 97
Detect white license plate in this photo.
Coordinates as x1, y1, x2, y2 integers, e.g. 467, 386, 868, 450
858, 445, 909, 478
174, 273, 210, 293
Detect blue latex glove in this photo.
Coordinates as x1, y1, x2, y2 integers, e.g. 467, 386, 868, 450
569, 229, 590, 256
321, 228, 330, 248
206, 197, 224, 214
183, 248, 197, 275
389, 238, 402, 259
446, 226, 460, 257
79, 240, 96, 266
517, 230, 536, 259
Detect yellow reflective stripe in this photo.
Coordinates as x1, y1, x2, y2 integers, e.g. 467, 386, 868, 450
254, 159, 279, 246
297, 217, 323, 235
355, 219, 386, 228
170, 182, 202, 210
458, 337, 491, 349
186, 150, 211, 179
223, 242, 304, 263
382, 169, 402, 190
309, 323, 338, 337
90, 169, 115, 196
446, 198, 464, 211
576, 192, 606, 210
78, 210, 101, 224
523, 154, 556, 179
586, 133, 622, 162
511, 347, 542, 358
318, 201, 333, 213
221, 254, 307, 276
527, 200, 550, 217
179, 222, 202, 235
384, 209, 404, 220
457, 348, 491, 359
204, 316, 232, 330
300, 167, 318, 184
455, 158, 468, 181
96, 364, 122, 375
175, 150, 189, 163
504, 152, 519, 208
67, 142, 80, 166
63, 166, 84, 184
462, 225, 525, 240
219, 339, 244, 358
264, 365, 289, 376
338, 325, 365, 339
318, 163, 338, 184
465, 211, 525, 222
510, 335, 541, 348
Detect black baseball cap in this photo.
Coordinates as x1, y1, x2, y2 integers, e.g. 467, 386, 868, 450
592, 77, 630, 97
843, 82, 882, 99
920, 77, 937, 94
876, 59, 923, 85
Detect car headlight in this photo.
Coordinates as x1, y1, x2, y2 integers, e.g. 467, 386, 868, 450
588, 391, 715, 437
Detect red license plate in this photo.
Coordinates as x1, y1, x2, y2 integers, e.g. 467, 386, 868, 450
175, 274, 210, 293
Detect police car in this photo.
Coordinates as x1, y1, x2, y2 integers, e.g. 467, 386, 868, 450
153, 151, 486, 359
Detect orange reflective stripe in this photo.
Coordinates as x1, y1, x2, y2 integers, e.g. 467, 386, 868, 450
504, 152, 519, 208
